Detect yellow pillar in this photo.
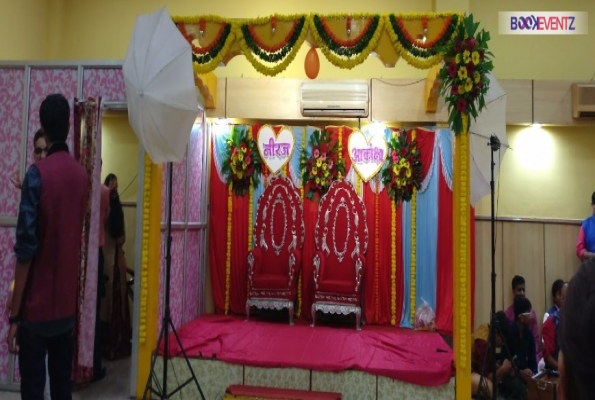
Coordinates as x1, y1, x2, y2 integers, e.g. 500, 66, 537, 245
136, 156, 163, 398
453, 115, 471, 400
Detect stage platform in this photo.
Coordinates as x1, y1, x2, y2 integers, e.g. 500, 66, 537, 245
155, 314, 455, 400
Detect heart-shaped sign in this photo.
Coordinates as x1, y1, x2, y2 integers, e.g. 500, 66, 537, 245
348, 130, 388, 182
257, 125, 295, 175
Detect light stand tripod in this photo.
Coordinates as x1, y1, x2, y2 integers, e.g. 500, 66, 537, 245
143, 163, 206, 400
476, 134, 501, 400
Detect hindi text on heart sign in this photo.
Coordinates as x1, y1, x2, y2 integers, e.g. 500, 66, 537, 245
352, 144, 385, 165
262, 137, 292, 159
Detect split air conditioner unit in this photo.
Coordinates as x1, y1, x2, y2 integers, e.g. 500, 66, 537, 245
572, 83, 595, 119
301, 80, 369, 118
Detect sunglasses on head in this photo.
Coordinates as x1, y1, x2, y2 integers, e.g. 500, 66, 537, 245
34, 147, 47, 155
519, 312, 532, 317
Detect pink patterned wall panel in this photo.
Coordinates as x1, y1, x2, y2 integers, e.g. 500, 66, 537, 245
188, 124, 204, 223
183, 231, 200, 325
0, 69, 25, 218
0, 227, 16, 383
82, 68, 126, 102
171, 156, 187, 222
157, 231, 185, 332
27, 68, 78, 166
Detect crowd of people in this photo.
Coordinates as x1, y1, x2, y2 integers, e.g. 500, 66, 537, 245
470, 191, 595, 400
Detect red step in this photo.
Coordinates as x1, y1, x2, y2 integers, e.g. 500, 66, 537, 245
226, 384, 342, 400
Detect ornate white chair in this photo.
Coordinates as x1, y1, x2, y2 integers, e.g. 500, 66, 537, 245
310, 179, 368, 330
246, 175, 304, 325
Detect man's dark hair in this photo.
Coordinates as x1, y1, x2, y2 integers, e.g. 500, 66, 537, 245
39, 94, 70, 144
513, 296, 531, 319
560, 258, 595, 399
495, 310, 510, 340
33, 129, 44, 144
511, 275, 525, 290
591, 190, 595, 205
552, 279, 566, 299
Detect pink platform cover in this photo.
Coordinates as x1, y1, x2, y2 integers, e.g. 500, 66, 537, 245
161, 314, 454, 387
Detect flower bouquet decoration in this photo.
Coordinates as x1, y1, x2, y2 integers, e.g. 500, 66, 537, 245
438, 13, 493, 134
300, 129, 345, 200
381, 129, 423, 205
222, 127, 262, 196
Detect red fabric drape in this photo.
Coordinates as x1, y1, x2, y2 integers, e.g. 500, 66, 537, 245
300, 199, 318, 319
435, 166, 453, 334
230, 193, 249, 314
209, 150, 228, 314
413, 128, 435, 182
362, 183, 394, 324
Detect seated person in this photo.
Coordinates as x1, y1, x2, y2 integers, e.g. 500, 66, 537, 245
505, 275, 540, 362
542, 279, 567, 370
471, 311, 513, 398
508, 296, 538, 379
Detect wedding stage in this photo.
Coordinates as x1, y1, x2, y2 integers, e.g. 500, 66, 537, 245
154, 314, 455, 400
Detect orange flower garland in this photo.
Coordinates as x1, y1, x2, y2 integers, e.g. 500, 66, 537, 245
178, 22, 226, 55
318, 16, 374, 48
247, 20, 300, 53
395, 15, 452, 49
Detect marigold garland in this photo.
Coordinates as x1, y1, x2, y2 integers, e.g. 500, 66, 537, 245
309, 14, 384, 69
458, 114, 470, 368
381, 129, 423, 205
175, 12, 489, 77
300, 129, 345, 201
225, 183, 232, 314
139, 152, 152, 343
246, 19, 300, 53
318, 15, 375, 48
178, 22, 226, 55
240, 17, 306, 64
386, 14, 459, 58
410, 129, 417, 326
222, 126, 262, 197
235, 17, 309, 76
390, 200, 397, 326
297, 127, 306, 319
374, 174, 380, 322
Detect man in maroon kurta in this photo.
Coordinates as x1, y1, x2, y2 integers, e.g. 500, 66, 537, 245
7, 94, 89, 400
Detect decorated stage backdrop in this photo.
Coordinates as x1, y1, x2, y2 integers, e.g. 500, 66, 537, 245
209, 124, 475, 333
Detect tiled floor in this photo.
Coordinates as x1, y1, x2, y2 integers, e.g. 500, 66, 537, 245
1, 358, 132, 400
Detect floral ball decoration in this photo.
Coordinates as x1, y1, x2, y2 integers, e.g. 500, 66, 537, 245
438, 13, 494, 134
381, 129, 423, 205
222, 127, 262, 196
300, 129, 345, 200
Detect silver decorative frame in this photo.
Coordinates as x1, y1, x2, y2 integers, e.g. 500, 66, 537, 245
310, 303, 362, 331
246, 299, 295, 326
246, 174, 304, 326
310, 179, 368, 331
